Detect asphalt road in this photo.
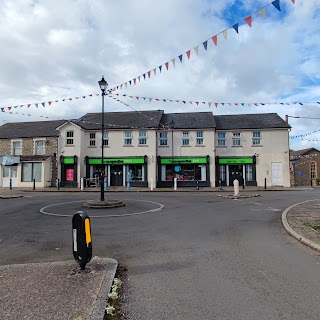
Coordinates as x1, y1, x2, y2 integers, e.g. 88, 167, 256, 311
1, 190, 320, 320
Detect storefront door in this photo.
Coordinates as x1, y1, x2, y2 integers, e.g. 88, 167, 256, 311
229, 165, 243, 186
110, 165, 123, 186
2, 166, 18, 187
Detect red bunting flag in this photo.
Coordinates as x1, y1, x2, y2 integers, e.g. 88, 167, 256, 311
215, 103, 218, 108
27, 104, 31, 108
291, 0, 295, 3
134, 78, 136, 85
136, 96, 139, 100
212, 35, 218, 46
186, 50, 191, 59
165, 62, 169, 70
195, 102, 199, 105
48, 102, 52, 105
245, 16, 252, 27
235, 103, 238, 106
148, 71, 151, 78
8, 107, 12, 110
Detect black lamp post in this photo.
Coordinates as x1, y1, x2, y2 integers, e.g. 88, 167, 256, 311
170, 120, 175, 187
98, 76, 108, 201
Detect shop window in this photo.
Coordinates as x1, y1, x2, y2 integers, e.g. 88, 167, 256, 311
196, 131, 204, 145
66, 131, 74, 145
311, 162, 317, 179
232, 132, 241, 146
217, 133, 226, 146
89, 133, 96, 146
159, 132, 168, 146
253, 131, 261, 145
128, 165, 143, 180
22, 162, 42, 182
139, 131, 147, 145
124, 131, 132, 145
103, 132, 109, 146
35, 140, 45, 155
3, 166, 9, 177
246, 164, 253, 181
164, 164, 201, 181
12, 141, 21, 155
219, 165, 226, 181
182, 132, 190, 145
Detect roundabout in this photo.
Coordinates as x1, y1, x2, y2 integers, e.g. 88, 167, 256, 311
40, 198, 165, 218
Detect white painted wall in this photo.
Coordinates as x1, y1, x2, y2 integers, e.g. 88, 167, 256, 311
215, 129, 290, 187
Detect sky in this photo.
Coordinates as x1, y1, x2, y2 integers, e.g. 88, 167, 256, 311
0, 0, 319, 150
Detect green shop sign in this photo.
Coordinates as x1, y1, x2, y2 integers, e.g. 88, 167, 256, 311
63, 157, 75, 164
161, 157, 207, 165
219, 158, 253, 165
88, 158, 145, 165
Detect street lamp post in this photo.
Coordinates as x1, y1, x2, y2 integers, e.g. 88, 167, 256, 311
98, 76, 108, 201
170, 120, 175, 188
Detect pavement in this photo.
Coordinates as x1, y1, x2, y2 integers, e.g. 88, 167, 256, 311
282, 199, 320, 252
0, 257, 118, 320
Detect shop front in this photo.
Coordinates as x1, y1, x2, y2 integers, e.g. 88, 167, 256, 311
215, 156, 257, 187
85, 156, 148, 187
157, 156, 210, 187
60, 156, 78, 187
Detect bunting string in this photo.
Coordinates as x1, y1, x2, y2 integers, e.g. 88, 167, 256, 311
107, 0, 295, 92
290, 129, 320, 139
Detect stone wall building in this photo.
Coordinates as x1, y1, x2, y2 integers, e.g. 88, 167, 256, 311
290, 148, 320, 187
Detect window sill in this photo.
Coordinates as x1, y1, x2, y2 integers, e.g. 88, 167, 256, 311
65, 145, 75, 147
216, 146, 227, 148
181, 145, 191, 147
123, 145, 134, 147
138, 145, 149, 147
252, 145, 263, 147
232, 145, 242, 147
195, 145, 205, 147
88, 146, 97, 148
158, 145, 169, 147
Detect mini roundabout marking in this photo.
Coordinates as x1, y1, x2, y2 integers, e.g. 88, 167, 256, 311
40, 199, 165, 218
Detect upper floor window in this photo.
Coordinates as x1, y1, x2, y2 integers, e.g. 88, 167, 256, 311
35, 140, 45, 155
159, 132, 168, 146
124, 131, 132, 145
196, 131, 204, 145
232, 132, 241, 146
139, 131, 147, 145
182, 132, 190, 145
252, 131, 261, 145
217, 132, 226, 146
12, 141, 21, 155
311, 161, 317, 179
103, 132, 109, 146
66, 131, 74, 145
89, 133, 96, 146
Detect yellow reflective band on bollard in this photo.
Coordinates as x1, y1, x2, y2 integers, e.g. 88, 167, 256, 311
85, 218, 91, 244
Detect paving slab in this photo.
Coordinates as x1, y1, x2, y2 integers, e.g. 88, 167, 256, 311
0, 256, 118, 320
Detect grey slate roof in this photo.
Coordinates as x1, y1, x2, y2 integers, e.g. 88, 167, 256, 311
290, 148, 320, 158
214, 113, 291, 130
0, 120, 66, 139
77, 110, 164, 129
160, 112, 216, 129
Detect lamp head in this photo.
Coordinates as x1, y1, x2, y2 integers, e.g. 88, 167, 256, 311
98, 76, 108, 92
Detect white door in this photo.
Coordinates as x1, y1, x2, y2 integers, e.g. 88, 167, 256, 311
272, 163, 283, 186
2, 166, 18, 187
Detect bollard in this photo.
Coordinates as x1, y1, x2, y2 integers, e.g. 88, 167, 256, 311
196, 179, 199, 191
233, 179, 239, 196
33, 178, 35, 190
9, 178, 12, 190
81, 177, 84, 191
58, 178, 60, 190
151, 178, 154, 191
104, 176, 107, 191
219, 179, 222, 190
72, 211, 92, 271
264, 178, 267, 190
174, 178, 177, 191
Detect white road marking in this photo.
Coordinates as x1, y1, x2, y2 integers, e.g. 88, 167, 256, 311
266, 207, 282, 212
250, 202, 262, 206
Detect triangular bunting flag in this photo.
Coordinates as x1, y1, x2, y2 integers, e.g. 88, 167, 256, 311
182, 101, 186, 104
49, 101, 52, 105
215, 103, 218, 108
208, 102, 212, 108
202, 102, 206, 104
179, 55, 183, 63
28, 104, 31, 108
222, 30, 228, 40
148, 71, 151, 78
203, 41, 208, 50
138, 76, 141, 82
35, 103, 38, 108
8, 107, 12, 110
212, 35, 218, 46
194, 46, 199, 55
221, 103, 224, 106
89, 94, 92, 97
195, 102, 199, 105
233, 24, 239, 33
189, 101, 193, 104
272, 0, 281, 11
149, 98, 152, 102
291, 0, 295, 3
235, 103, 238, 106
129, 80, 132, 85
165, 62, 169, 70
134, 78, 136, 85
1, 108, 4, 112
69, 98, 72, 101
136, 96, 139, 100
125, 82, 128, 88
41, 102, 45, 107
159, 65, 162, 72
156, 99, 160, 101
62, 99, 66, 101
176, 100, 180, 103
143, 74, 146, 79
244, 16, 252, 27
258, 8, 266, 17
171, 59, 176, 68
186, 50, 191, 59
153, 68, 157, 76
